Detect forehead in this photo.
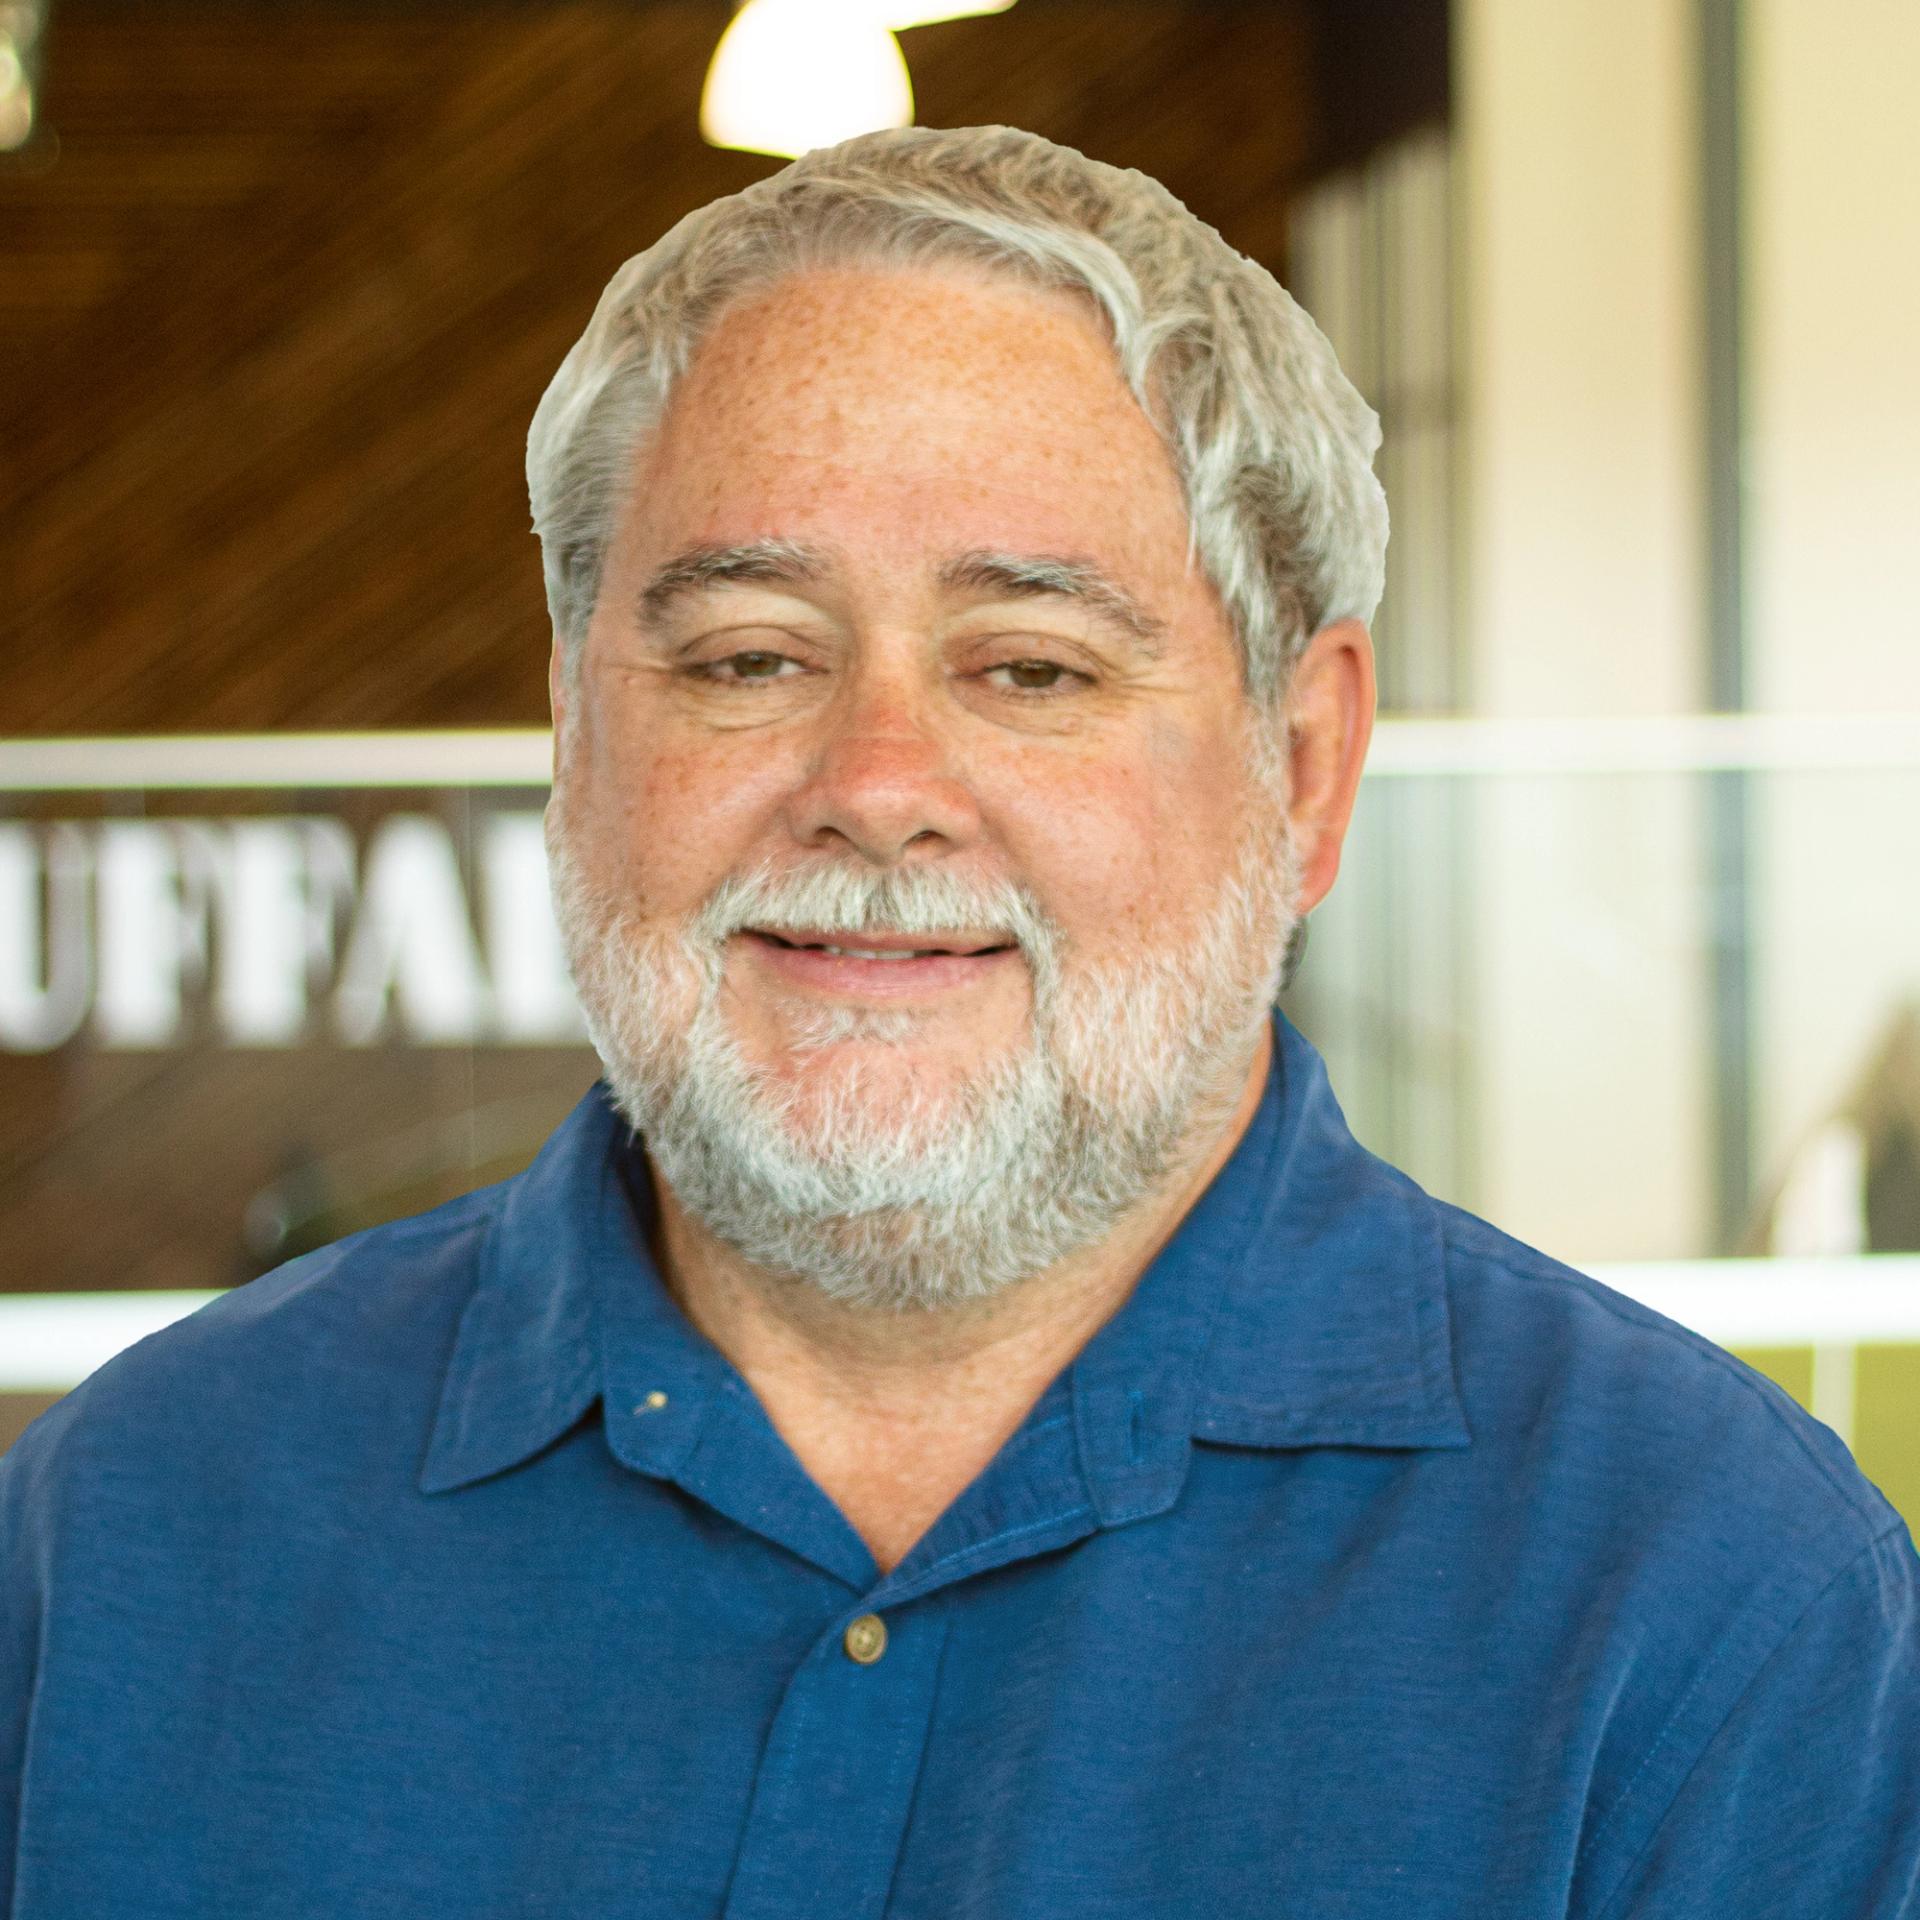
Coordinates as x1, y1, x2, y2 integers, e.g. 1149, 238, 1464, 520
618, 263, 1195, 574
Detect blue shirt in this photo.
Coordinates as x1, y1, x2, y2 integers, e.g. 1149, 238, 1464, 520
4, 1010, 1918, 1918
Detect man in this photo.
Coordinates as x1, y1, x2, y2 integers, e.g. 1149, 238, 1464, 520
3, 125, 1916, 1917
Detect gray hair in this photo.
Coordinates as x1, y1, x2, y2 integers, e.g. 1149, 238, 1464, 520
526, 123, 1387, 706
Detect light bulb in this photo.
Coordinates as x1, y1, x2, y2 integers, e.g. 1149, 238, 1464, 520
700, 0, 914, 160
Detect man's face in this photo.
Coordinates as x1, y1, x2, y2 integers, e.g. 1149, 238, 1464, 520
549, 262, 1300, 1304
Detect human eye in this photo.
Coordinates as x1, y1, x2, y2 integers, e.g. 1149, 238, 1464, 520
685, 648, 809, 688
979, 657, 1094, 699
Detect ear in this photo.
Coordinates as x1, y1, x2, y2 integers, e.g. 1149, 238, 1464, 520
1282, 618, 1376, 914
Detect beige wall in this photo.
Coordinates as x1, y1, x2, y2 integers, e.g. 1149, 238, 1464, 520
1457, 0, 1704, 721
1746, 0, 1920, 1194
1455, 0, 1711, 1258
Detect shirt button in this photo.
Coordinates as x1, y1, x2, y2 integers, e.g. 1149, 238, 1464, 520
843, 1613, 888, 1665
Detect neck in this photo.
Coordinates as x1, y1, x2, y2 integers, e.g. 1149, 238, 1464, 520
641, 1023, 1274, 1569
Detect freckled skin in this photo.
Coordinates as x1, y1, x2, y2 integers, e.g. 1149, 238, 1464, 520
557, 263, 1270, 1103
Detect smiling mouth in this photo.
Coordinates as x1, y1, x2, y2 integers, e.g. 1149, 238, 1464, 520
745, 929, 1016, 961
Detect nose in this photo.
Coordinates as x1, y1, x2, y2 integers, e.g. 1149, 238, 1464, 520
780, 660, 984, 864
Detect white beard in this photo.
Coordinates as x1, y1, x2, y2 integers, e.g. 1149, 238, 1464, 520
546, 735, 1301, 1312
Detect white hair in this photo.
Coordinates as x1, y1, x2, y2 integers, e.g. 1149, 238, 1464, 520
526, 123, 1387, 706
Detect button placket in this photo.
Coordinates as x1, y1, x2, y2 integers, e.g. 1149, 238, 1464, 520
722, 1604, 949, 1920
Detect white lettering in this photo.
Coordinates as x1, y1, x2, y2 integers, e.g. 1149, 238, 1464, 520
95, 823, 216, 1047
0, 811, 584, 1053
332, 815, 488, 1045
0, 823, 92, 1052
211, 819, 356, 1045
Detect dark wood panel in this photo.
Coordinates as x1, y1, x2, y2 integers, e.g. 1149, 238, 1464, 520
0, 1044, 599, 1291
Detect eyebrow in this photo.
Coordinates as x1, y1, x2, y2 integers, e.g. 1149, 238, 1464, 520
936, 550, 1169, 656
636, 539, 829, 628
634, 538, 1168, 657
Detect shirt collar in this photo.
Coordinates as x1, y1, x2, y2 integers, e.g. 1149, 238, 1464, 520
419, 1009, 1468, 1498
1058, 1008, 1469, 1529
1195, 1007, 1470, 1449
418, 1078, 629, 1495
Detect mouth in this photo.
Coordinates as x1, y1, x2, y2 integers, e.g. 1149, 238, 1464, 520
738, 926, 1020, 998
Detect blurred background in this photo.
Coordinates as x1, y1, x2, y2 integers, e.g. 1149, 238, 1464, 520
3, 1, 1917, 1514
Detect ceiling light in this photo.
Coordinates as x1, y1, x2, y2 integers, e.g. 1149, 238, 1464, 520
701, 0, 911, 159
700, 0, 1016, 160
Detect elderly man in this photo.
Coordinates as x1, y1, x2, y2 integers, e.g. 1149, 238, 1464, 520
4, 126, 1917, 1918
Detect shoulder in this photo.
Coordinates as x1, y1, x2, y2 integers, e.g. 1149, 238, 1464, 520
1433, 1195, 1907, 1592
1, 1182, 507, 1538
1426, 1201, 1920, 1895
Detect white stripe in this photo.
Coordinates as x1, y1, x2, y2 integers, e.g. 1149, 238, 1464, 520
1582, 1256, 1920, 1347
2, 1257, 1919, 1393
0, 731, 553, 792
1365, 712, 1920, 776
0, 1292, 224, 1391
4, 715, 1920, 793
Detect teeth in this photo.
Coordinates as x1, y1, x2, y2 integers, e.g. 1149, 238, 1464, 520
818, 946, 934, 960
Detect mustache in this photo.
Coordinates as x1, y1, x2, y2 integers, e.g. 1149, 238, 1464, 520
687, 857, 1061, 964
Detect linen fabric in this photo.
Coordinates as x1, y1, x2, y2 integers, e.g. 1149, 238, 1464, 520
4, 1011, 1917, 1917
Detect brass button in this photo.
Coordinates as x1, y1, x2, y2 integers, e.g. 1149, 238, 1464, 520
843, 1613, 888, 1665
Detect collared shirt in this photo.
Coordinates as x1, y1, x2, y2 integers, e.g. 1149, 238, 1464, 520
4, 1011, 1918, 1918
